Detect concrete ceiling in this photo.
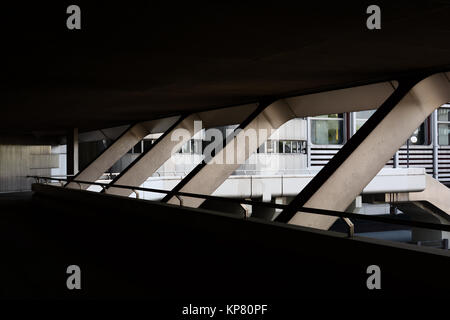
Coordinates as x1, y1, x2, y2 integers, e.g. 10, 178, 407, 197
1, 1, 450, 140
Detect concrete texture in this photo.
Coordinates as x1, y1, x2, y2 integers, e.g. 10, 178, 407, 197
289, 72, 450, 229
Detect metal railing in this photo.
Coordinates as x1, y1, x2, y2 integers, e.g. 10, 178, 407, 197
27, 175, 450, 240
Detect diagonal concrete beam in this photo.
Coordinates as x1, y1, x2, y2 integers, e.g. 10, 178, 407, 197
162, 81, 396, 208
276, 72, 450, 230
162, 100, 297, 206
66, 116, 180, 189
103, 114, 202, 197
104, 104, 259, 197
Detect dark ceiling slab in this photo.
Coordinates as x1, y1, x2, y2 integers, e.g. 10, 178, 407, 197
1, 1, 450, 136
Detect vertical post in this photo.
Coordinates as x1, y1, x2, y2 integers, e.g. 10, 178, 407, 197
406, 138, 410, 168
432, 109, 439, 179
393, 151, 399, 168
349, 111, 357, 137
67, 128, 79, 176
306, 117, 311, 167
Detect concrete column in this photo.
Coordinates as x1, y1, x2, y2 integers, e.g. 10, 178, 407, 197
163, 100, 296, 207
66, 128, 79, 176
276, 72, 450, 230
66, 117, 179, 189
346, 196, 362, 213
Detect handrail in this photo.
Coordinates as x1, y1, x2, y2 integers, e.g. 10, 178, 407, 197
27, 175, 450, 234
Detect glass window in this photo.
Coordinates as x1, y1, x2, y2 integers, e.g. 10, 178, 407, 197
314, 114, 342, 119
438, 108, 450, 122
196, 140, 203, 154
284, 141, 292, 153
266, 140, 278, 153
355, 109, 427, 145
278, 141, 284, 154
411, 123, 426, 145
311, 114, 344, 145
180, 140, 190, 153
438, 107, 450, 145
257, 142, 266, 153
355, 110, 376, 131
439, 123, 450, 145
133, 141, 142, 154
143, 139, 153, 152
178, 139, 203, 154
292, 141, 299, 153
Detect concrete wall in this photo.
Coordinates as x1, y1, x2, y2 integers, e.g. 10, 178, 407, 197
0, 145, 59, 192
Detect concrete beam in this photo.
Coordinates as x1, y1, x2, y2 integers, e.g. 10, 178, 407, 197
161, 81, 396, 207
66, 117, 180, 189
276, 72, 450, 230
103, 104, 259, 197
162, 100, 297, 206
103, 114, 201, 196
67, 80, 392, 191
287, 81, 395, 117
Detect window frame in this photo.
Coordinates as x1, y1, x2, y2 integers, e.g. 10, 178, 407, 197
438, 106, 450, 146
309, 113, 346, 146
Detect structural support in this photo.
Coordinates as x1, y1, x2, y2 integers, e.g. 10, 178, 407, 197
103, 104, 259, 197
162, 100, 296, 207
103, 114, 201, 196
66, 128, 79, 176
276, 72, 450, 230
160, 82, 396, 207
66, 117, 180, 189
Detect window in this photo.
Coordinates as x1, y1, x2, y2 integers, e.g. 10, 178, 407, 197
180, 141, 191, 153
257, 142, 266, 153
179, 139, 203, 154
355, 110, 376, 131
438, 107, 450, 145
411, 123, 426, 145
279, 140, 288, 154
143, 139, 154, 152
311, 114, 344, 145
355, 109, 427, 145
128, 141, 143, 154
266, 140, 278, 153
257, 140, 305, 154
191, 140, 202, 154
133, 141, 143, 153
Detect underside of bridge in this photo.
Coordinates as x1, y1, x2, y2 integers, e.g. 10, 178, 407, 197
1, 1, 450, 304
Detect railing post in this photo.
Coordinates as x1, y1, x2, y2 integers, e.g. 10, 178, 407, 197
342, 217, 354, 238
175, 195, 183, 206
306, 117, 311, 168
